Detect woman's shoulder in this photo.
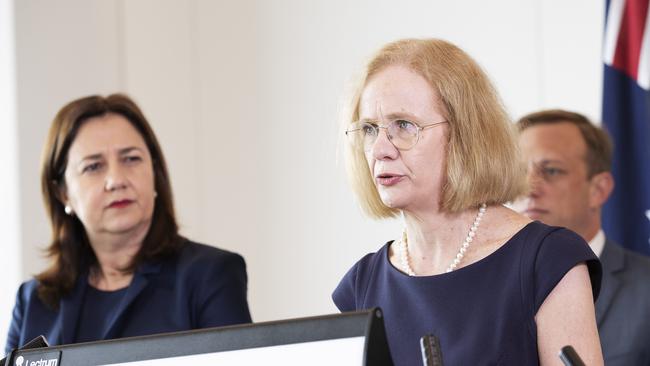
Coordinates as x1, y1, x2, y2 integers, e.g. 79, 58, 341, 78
488, 206, 581, 246
15, 279, 40, 299
504, 218, 583, 248
10, 279, 51, 312
177, 239, 246, 265
516, 221, 601, 303
338, 243, 391, 286
348, 242, 391, 273
333, 242, 391, 311
514, 221, 598, 272
181, 239, 241, 259
517, 221, 593, 256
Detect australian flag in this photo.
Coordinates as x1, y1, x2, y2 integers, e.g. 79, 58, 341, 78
602, 0, 650, 256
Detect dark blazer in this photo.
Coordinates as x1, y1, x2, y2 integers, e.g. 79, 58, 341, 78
596, 239, 650, 365
5, 241, 251, 354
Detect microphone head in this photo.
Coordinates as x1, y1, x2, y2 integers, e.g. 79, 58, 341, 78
558, 345, 586, 366
420, 334, 444, 366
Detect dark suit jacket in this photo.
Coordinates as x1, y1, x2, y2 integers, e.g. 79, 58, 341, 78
5, 241, 251, 354
596, 239, 650, 365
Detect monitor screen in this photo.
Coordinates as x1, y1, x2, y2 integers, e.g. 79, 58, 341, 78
102, 337, 365, 366
7, 309, 393, 366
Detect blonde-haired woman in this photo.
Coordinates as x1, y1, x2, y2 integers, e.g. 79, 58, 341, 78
333, 39, 603, 365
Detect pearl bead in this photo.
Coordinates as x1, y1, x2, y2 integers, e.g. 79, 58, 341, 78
398, 203, 487, 275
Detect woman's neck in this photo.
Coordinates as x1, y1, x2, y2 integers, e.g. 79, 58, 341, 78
401, 207, 482, 274
395, 205, 531, 275
87, 225, 148, 291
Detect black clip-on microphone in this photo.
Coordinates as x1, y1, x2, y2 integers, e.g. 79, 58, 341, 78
559, 345, 586, 366
420, 334, 444, 366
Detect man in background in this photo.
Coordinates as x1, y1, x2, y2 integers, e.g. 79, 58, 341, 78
516, 109, 650, 365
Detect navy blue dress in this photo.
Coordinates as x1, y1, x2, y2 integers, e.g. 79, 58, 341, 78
332, 222, 601, 366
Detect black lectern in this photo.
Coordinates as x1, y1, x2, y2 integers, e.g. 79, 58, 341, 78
4, 308, 392, 366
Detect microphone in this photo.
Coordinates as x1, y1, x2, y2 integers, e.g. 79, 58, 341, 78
420, 334, 444, 366
559, 345, 585, 366
1, 335, 49, 366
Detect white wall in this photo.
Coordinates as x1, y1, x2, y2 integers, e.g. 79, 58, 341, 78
5, 0, 604, 340
14, 0, 124, 279
0, 0, 20, 349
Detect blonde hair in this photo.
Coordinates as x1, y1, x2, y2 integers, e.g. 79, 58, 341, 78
343, 38, 526, 218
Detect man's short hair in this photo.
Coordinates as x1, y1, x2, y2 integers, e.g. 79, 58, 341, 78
516, 109, 613, 178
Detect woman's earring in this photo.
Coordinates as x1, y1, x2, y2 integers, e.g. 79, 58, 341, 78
64, 205, 73, 215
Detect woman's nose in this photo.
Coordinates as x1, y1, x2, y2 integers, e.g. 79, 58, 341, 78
104, 164, 128, 192
368, 128, 399, 161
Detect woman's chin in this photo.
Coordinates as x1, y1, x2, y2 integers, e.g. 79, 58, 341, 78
101, 218, 149, 236
380, 195, 405, 209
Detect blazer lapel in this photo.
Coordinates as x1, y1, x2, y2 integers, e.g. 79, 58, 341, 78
595, 240, 624, 326
102, 261, 162, 339
59, 276, 88, 345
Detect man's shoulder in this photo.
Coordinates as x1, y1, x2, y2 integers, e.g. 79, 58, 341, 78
622, 248, 650, 276
603, 239, 650, 277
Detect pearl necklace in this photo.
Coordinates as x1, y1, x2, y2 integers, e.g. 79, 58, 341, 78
397, 203, 487, 275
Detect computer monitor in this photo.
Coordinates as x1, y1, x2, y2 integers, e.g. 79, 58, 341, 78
4, 308, 392, 366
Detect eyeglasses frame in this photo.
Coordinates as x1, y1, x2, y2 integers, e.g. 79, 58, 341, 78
345, 118, 448, 151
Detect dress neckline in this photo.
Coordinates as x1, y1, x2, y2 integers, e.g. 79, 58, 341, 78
385, 221, 536, 279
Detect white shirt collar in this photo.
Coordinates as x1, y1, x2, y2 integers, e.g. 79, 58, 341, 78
588, 229, 606, 258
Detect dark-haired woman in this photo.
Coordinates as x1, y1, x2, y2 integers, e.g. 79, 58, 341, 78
6, 94, 251, 353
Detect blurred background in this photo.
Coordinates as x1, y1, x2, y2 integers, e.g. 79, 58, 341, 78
0, 0, 603, 348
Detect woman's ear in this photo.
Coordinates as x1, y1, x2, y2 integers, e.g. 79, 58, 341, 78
53, 179, 69, 208
588, 171, 614, 209
55, 180, 76, 216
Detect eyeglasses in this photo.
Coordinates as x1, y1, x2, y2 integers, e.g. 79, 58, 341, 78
345, 118, 448, 151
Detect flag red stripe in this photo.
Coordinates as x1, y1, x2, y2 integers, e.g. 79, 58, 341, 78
612, 0, 650, 79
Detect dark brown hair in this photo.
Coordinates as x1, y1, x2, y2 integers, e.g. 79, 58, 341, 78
516, 109, 613, 177
37, 93, 183, 308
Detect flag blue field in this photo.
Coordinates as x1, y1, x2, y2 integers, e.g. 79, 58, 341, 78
601, 0, 650, 255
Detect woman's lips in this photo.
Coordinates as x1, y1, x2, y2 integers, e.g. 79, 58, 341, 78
376, 174, 404, 186
109, 199, 133, 208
